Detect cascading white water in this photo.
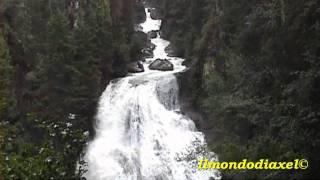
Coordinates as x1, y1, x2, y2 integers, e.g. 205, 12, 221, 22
83, 8, 221, 180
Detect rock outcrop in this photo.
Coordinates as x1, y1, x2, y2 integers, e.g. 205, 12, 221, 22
149, 8, 163, 20
127, 61, 145, 73
149, 59, 174, 71
147, 30, 158, 39
141, 42, 156, 59
133, 0, 146, 24
165, 44, 180, 57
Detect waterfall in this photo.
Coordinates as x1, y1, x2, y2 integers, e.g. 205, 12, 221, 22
83, 8, 220, 180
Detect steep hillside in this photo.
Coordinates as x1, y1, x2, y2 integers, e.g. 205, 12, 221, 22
147, 0, 320, 179
0, 0, 146, 178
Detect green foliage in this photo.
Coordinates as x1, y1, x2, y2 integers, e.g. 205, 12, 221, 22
0, 124, 4, 179
0, 27, 12, 180
2, 113, 89, 179
0, 32, 11, 118
152, 0, 320, 179
1, 0, 141, 178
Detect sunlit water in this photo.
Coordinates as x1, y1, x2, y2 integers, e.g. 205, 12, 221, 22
83, 8, 221, 180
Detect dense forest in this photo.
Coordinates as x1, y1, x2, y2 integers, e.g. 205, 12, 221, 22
147, 0, 320, 179
1, 0, 320, 179
0, 0, 147, 179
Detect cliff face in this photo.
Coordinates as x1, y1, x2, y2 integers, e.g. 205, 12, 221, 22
144, 0, 215, 129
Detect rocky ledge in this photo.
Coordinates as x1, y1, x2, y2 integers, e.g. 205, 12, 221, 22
127, 61, 145, 73
149, 59, 174, 71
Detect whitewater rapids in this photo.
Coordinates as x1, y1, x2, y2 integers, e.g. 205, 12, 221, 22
83, 8, 220, 180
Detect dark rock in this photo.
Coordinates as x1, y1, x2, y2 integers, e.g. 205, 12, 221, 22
137, 61, 144, 70
111, 51, 128, 78
127, 61, 145, 73
175, 57, 206, 133
141, 49, 154, 59
141, 41, 156, 59
134, 25, 143, 32
147, 30, 158, 39
144, 0, 162, 9
176, 66, 223, 146
112, 66, 128, 78
134, 0, 146, 24
159, 20, 170, 39
147, 42, 156, 50
149, 59, 174, 71
165, 44, 179, 57
133, 31, 148, 45
131, 31, 149, 61
150, 8, 163, 20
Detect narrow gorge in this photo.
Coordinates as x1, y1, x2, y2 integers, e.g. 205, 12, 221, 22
83, 7, 220, 180
2, 0, 319, 179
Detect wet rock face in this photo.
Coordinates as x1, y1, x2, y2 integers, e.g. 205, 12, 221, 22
165, 44, 179, 57
156, 76, 179, 110
133, 0, 146, 24
147, 42, 156, 50
149, 8, 163, 20
147, 30, 158, 39
141, 41, 156, 59
149, 58, 174, 71
112, 66, 128, 78
127, 61, 145, 73
141, 49, 154, 59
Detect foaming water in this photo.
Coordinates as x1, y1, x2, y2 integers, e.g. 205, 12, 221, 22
82, 8, 220, 180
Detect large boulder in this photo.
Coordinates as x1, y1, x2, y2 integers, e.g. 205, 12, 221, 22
127, 61, 145, 73
149, 59, 174, 71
